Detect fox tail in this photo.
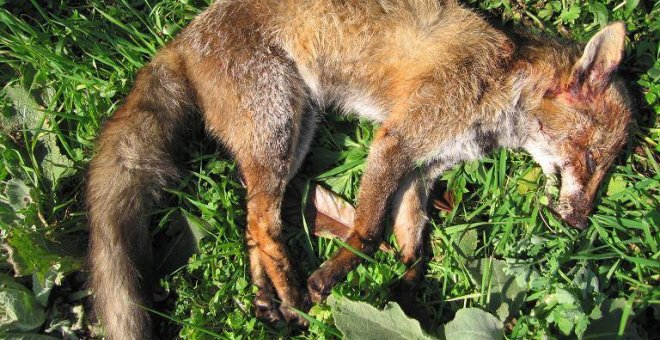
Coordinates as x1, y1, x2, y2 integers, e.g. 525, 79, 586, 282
86, 50, 195, 340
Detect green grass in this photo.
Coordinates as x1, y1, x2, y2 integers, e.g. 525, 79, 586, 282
0, 0, 658, 339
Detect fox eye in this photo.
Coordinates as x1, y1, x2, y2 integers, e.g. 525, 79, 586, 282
585, 150, 596, 174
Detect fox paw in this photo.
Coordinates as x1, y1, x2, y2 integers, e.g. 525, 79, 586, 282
279, 304, 309, 328
254, 291, 283, 326
307, 269, 333, 303
281, 289, 310, 327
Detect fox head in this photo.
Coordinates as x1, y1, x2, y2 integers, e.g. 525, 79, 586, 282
523, 22, 633, 229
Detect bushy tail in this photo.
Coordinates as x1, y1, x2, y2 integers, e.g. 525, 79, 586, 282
86, 49, 195, 340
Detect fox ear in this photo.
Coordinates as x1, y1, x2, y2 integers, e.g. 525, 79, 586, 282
570, 22, 626, 93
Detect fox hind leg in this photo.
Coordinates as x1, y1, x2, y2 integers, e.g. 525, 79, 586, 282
202, 60, 315, 325
242, 168, 309, 326
240, 108, 317, 326
248, 247, 283, 324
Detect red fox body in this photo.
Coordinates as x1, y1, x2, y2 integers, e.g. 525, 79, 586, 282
86, 0, 633, 338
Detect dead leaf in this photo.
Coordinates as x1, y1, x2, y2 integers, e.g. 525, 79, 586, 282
313, 185, 392, 253
432, 190, 455, 212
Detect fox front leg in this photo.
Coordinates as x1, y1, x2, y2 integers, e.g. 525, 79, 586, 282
307, 125, 416, 303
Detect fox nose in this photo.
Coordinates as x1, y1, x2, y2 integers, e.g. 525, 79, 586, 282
546, 203, 588, 230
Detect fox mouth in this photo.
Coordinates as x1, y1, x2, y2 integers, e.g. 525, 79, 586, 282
545, 201, 588, 229
543, 175, 588, 230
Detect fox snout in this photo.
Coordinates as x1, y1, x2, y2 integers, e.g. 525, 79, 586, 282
549, 197, 590, 230
547, 168, 607, 230
561, 211, 588, 230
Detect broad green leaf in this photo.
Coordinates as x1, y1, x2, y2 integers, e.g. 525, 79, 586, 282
516, 167, 541, 195
590, 2, 608, 27
2, 85, 74, 190
555, 288, 576, 305
162, 22, 180, 36
40, 133, 75, 191
606, 175, 628, 197
467, 258, 528, 320
4, 228, 80, 279
0, 274, 45, 332
646, 91, 657, 105
624, 0, 640, 16
456, 229, 478, 265
538, 6, 555, 20
556, 313, 574, 335
585, 298, 640, 339
32, 264, 64, 307
1, 85, 43, 132
330, 297, 434, 340
551, 306, 585, 336
0, 201, 18, 225
444, 308, 503, 340
572, 266, 599, 298
560, 5, 581, 24
4, 179, 32, 211
43, 304, 86, 339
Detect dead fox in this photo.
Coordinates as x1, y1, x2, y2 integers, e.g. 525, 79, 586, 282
86, 0, 633, 338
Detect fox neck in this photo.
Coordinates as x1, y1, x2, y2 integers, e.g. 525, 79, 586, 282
504, 41, 572, 176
